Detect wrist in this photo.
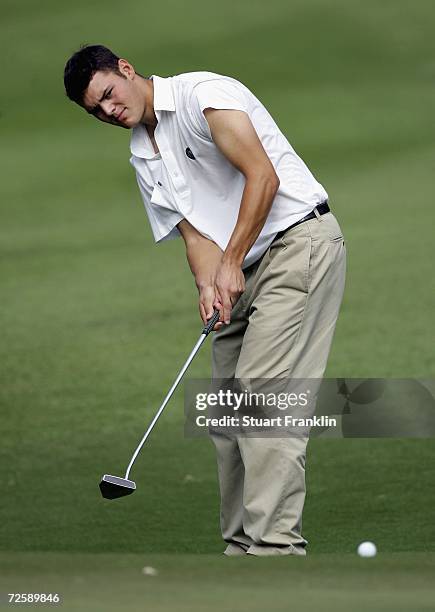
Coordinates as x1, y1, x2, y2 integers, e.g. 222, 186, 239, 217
196, 277, 215, 291
221, 251, 244, 268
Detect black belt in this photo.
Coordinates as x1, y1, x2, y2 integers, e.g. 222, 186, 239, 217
275, 201, 330, 240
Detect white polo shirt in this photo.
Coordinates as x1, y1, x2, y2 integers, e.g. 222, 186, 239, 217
129, 72, 328, 268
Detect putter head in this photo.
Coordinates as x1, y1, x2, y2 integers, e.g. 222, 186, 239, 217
99, 474, 136, 499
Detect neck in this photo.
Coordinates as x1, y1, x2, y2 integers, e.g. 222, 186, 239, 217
140, 77, 157, 127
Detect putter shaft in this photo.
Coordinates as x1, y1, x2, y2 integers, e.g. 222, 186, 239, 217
124, 310, 220, 479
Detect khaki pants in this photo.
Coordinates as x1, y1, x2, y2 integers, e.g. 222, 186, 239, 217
211, 212, 346, 556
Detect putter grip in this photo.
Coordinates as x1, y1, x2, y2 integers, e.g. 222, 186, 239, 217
202, 309, 221, 336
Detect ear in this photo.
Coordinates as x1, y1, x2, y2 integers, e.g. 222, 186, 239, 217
118, 58, 135, 79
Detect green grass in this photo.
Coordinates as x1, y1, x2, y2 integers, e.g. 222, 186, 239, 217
1, 0, 434, 609
1, 552, 435, 612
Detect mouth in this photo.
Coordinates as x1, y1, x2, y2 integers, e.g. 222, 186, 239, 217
116, 107, 126, 121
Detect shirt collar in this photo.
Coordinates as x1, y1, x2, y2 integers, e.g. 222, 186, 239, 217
151, 75, 175, 112
129, 75, 175, 158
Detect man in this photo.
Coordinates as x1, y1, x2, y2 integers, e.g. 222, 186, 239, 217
64, 44, 346, 556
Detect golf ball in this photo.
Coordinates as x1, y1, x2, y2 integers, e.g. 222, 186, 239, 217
142, 566, 158, 576
357, 541, 377, 557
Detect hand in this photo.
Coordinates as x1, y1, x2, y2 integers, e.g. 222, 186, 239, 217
214, 260, 245, 324
199, 285, 223, 331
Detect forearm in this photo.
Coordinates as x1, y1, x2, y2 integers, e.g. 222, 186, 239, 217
186, 240, 224, 289
178, 219, 224, 326
222, 174, 279, 266
178, 219, 223, 287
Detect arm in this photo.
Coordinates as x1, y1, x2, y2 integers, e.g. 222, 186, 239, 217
203, 108, 280, 324
177, 219, 224, 329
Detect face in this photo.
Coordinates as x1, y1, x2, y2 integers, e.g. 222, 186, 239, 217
82, 60, 146, 129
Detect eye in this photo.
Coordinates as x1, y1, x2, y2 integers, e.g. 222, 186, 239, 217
106, 88, 113, 99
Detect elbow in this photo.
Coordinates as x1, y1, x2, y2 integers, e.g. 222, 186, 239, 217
271, 172, 280, 194
263, 171, 280, 197
245, 169, 280, 199
248, 170, 280, 193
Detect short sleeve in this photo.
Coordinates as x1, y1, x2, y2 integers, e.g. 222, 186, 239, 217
130, 156, 183, 243
145, 201, 183, 243
190, 78, 249, 139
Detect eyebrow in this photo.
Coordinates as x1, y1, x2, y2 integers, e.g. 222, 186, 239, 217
87, 87, 110, 114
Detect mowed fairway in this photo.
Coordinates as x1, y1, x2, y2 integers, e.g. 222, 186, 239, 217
1, 0, 434, 609
1, 552, 435, 611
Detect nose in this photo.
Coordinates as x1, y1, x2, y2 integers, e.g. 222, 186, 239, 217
100, 100, 116, 117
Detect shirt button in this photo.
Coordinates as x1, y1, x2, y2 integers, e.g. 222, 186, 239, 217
158, 181, 162, 186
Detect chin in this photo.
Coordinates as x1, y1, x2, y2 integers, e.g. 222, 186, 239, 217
128, 117, 141, 128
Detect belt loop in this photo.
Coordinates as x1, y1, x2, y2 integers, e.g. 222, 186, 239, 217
313, 206, 321, 220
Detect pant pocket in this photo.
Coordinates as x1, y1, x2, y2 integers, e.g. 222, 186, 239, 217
320, 213, 344, 242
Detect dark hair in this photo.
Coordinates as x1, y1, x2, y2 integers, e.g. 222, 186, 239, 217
64, 44, 125, 105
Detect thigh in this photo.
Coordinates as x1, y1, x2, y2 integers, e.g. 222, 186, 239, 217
235, 224, 312, 379
211, 263, 256, 378
235, 217, 346, 379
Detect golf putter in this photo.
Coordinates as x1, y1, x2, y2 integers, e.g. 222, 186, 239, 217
99, 309, 221, 499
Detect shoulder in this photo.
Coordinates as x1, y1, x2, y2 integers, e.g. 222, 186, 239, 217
173, 72, 247, 97
173, 71, 233, 86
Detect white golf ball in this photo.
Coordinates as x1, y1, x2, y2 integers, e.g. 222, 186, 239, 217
142, 566, 158, 576
357, 541, 377, 557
